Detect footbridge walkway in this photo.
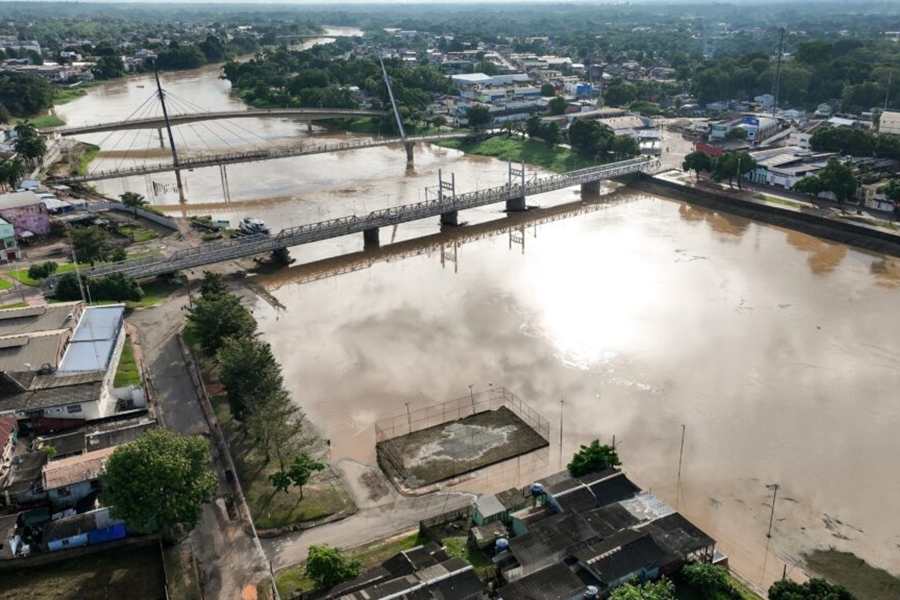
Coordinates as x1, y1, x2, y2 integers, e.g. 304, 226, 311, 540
52, 108, 385, 136
45, 156, 658, 287
50, 132, 475, 185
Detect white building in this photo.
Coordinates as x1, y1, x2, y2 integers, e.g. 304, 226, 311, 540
880, 110, 900, 135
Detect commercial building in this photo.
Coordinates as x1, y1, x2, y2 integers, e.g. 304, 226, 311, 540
880, 110, 900, 135
0, 191, 51, 239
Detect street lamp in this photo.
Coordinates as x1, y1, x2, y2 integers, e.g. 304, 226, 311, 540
469, 384, 475, 414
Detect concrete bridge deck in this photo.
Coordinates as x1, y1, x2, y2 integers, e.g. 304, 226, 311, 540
52, 108, 386, 136
44, 157, 658, 288
49, 132, 474, 185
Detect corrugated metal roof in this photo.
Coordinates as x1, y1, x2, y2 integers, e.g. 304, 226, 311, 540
0, 302, 81, 338
42, 446, 114, 490
0, 332, 63, 373
70, 305, 124, 342
0, 191, 42, 211
58, 305, 124, 373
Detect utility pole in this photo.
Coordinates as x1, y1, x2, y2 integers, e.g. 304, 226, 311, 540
558, 398, 565, 466
676, 424, 686, 510
767, 483, 780, 538
772, 26, 786, 118
153, 61, 185, 203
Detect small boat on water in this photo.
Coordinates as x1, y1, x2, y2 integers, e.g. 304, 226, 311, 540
238, 217, 269, 235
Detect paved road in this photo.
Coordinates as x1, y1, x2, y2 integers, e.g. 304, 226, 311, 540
129, 293, 269, 600
263, 459, 476, 571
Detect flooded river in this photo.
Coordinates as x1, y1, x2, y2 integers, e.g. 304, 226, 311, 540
56, 36, 900, 594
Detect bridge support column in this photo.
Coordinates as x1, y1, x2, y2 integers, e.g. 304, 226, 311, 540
506, 196, 526, 212
440, 211, 459, 226
364, 227, 380, 248
581, 180, 601, 195
174, 169, 186, 204
307, 122, 313, 132
157, 128, 165, 148
405, 142, 414, 164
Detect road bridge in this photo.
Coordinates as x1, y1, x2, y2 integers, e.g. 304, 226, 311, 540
51, 108, 386, 137
44, 156, 659, 289
49, 132, 476, 185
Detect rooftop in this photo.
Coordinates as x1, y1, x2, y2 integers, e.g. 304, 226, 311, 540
0, 450, 47, 496
0, 331, 66, 374
42, 446, 115, 490
0, 415, 16, 448
0, 371, 104, 413
58, 305, 125, 373
0, 191, 43, 211
497, 562, 587, 600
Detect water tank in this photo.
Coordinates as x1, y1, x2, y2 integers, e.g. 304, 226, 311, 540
530, 483, 545, 497
584, 585, 600, 599
495, 538, 509, 553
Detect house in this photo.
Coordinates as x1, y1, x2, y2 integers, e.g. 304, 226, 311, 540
0, 191, 51, 239
0, 416, 18, 477
42, 507, 126, 552
880, 110, 900, 135
0, 513, 22, 559
497, 562, 588, 600
0, 450, 47, 505
0, 216, 19, 260
42, 446, 115, 509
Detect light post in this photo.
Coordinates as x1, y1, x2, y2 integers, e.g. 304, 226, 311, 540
468, 384, 475, 414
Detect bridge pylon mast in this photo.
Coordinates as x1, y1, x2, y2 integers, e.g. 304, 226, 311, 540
379, 55, 413, 164
153, 62, 186, 203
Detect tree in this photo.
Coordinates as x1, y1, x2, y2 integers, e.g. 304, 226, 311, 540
568, 439, 621, 477
682, 151, 713, 180
548, 95, 568, 115
269, 470, 291, 494
884, 179, 900, 205
818, 156, 858, 208
188, 291, 257, 355
305, 545, 362, 589
14, 135, 47, 168
102, 429, 217, 534
286, 453, 325, 499
768, 578, 855, 600
14, 120, 38, 140
612, 134, 640, 160
217, 336, 283, 420
682, 563, 729, 595
711, 151, 756, 189
119, 191, 148, 216
0, 158, 25, 191
93, 55, 125, 79
467, 105, 492, 129
610, 579, 675, 600
28, 261, 58, 281
244, 386, 306, 470
199, 270, 228, 299
793, 175, 826, 198
0, 73, 55, 116
70, 226, 111, 265
540, 83, 556, 97
725, 127, 748, 141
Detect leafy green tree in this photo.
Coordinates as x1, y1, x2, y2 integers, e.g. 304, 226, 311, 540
199, 270, 228, 299
119, 191, 148, 216
682, 562, 729, 595
467, 105, 492, 129
610, 578, 675, 600
0, 158, 25, 191
540, 83, 556, 97
14, 135, 47, 168
604, 80, 638, 107
70, 226, 111, 265
768, 578, 855, 600
244, 386, 306, 470
188, 291, 257, 355
28, 261, 58, 280
0, 72, 55, 116
712, 151, 757, 189
103, 429, 217, 533
14, 121, 38, 140
92, 272, 143, 302
884, 179, 900, 204
568, 439, 621, 477
818, 157, 858, 208
269, 470, 291, 494
725, 127, 748, 141
793, 175, 826, 198
305, 545, 362, 589
548, 95, 568, 115
682, 151, 713, 179
93, 55, 125, 79
612, 134, 640, 160
286, 454, 325, 499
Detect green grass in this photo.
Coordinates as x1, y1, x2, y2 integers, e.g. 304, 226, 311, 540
113, 337, 141, 387
163, 542, 202, 600
804, 549, 900, 600
672, 571, 763, 600
131, 280, 181, 307
442, 535, 495, 579
754, 193, 806, 210
9, 262, 92, 286
0, 302, 28, 309
77, 143, 101, 175
0, 278, 12, 290
118, 224, 159, 243
276, 532, 424, 598
0, 544, 165, 600
18, 114, 66, 128
54, 86, 88, 106
437, 135, 599, 173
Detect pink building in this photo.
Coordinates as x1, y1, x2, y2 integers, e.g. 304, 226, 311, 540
0, 191, 51, 239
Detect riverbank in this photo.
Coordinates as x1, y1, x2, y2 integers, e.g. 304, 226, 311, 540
437, 133, 599, 173
635, 175, 900, 259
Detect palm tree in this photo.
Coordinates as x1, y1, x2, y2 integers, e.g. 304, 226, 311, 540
14, 136, 47, 169
119, 191, 148, 216
14, 120, 38, 140
0, 158, 25, 191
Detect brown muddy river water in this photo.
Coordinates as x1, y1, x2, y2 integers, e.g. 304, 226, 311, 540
56, 39, 900, 593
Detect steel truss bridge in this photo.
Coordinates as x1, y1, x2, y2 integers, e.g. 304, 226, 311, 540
45, 156, 658, 287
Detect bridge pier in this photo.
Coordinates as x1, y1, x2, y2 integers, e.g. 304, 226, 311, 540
581, 180, 601, 195
505, 196, 527, 212
405, 142, 414, 164
363, 227, 380, 248
307, 122, 313, 132
440, 211, 459, 226
157, 128, 165, 148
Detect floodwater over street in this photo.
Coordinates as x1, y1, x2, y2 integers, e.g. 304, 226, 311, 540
57, 35, 900, 594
